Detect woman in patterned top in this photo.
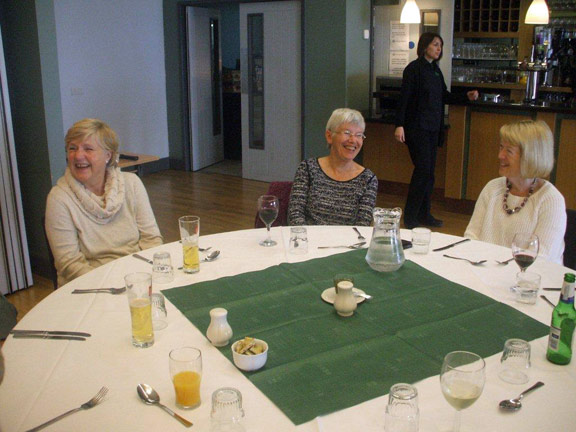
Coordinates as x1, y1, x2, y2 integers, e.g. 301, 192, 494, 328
288, 108, 378, 226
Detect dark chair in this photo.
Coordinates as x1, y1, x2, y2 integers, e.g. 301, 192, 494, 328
564, 209, 576, 270
255, 181, 293, 228
42, 216, 59, 290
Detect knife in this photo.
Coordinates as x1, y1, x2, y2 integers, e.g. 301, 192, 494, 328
432, 238, 471, 252
542, 287, 561, 291
12, 334, 86, 341
11, 330, 92, 337
133, 253, 153, 264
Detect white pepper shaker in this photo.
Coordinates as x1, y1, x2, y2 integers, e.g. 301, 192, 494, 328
206, 308, 233, 347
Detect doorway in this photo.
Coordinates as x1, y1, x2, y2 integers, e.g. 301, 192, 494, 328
184, 1, 301, 181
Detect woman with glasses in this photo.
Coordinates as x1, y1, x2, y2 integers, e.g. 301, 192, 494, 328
288, 108, 378, 226
395, 32, 478, 229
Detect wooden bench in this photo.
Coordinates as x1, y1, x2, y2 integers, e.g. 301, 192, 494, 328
118, 152, 160, 176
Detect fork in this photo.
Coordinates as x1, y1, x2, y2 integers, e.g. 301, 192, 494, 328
496, 257, 515, 265
318, 242, 366, 249
27, 386, 108, 432
443, 254, 487, 266
353, 227, 366, 241
72, 287, 126, 295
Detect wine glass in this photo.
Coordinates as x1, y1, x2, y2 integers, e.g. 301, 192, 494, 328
511, 233, 539, 272
257, 195, 279, 247
440, 351, 485, 432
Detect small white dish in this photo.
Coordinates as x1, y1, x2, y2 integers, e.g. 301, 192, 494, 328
321, 287, 366, 305
231, 338, 268, 371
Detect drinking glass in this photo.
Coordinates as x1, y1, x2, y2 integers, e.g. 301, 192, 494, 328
440, 351, 485, 432
125, 272, 154, 348
210, 387, 245, 432
179, 216, 200, 273
169, 347, 202, 409
512, 233, 539, 272
257, 195, 279, 247
384, 383, 419, 432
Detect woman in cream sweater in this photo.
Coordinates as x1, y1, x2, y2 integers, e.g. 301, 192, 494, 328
465, 120, 566, 264
45, 119, 163, 286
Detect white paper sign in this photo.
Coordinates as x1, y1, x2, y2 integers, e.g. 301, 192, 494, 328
390, 21, 409, 51
389, 51, 409, 75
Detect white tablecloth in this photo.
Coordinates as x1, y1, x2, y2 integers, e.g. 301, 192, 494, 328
1, 226, 574, 432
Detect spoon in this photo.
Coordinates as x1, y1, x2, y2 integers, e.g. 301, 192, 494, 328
204, 250, 220, 261
496, 257, 515, 265
137, 383, 193, 427
353, 227, 366, 241
443, 254, 487, 266
499, 381, 544, 411
178, 250, 220, 270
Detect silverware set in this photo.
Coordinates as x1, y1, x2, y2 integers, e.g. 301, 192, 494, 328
26, 387, 108, 432
72, 287, 126, 295
318, 242, 366, 250
11, 329, 91, 341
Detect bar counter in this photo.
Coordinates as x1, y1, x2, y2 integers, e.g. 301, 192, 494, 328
364, 100, 576, 211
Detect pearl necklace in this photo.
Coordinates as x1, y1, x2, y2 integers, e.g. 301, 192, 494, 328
503, 179, 536, 215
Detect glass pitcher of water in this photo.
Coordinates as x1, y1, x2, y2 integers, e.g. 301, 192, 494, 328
365, 207, 405, 272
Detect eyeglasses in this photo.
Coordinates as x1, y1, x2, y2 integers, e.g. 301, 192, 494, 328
332, 130, 366, 140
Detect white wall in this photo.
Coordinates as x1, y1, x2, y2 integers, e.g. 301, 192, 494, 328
373, 0, 454, 85
53, 0, 169, 163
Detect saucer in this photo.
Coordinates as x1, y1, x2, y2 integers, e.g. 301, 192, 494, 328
321, 287, 366, 305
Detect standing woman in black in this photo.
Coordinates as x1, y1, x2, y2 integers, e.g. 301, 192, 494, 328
395, 32, 478, 229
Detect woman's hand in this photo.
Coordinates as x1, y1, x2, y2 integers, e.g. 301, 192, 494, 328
467, 90, 479, 101
394, 126, 405, 143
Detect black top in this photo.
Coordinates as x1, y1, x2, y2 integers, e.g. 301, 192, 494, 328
395, 56, 466, 132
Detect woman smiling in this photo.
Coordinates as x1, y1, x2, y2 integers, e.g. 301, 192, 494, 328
288, 108, 378, 226
464, 120, 566, 263
45, 119, 163, 286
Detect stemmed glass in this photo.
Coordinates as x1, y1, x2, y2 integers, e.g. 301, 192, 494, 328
511, 233, 539, 272
440, 351, 485, 432
257, 195, 279, 247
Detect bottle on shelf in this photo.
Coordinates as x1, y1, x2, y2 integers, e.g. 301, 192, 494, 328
546, 273, 576, 365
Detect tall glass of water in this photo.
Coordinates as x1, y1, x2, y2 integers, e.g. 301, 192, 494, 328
257, 195, 279, 247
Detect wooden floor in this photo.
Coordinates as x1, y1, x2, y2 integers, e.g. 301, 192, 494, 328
5, 169, 472, 324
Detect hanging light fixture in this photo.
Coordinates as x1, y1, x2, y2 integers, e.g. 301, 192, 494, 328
525, 0, 549, 24
400, 0, 421, 24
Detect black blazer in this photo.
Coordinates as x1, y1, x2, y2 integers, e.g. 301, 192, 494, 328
395, 57, 466, 139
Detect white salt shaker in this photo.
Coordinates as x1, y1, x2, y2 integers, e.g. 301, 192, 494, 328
207, 308, 233, 347
334, 281, 357, 317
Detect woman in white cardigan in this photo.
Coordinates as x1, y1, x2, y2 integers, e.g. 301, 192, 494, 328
465, 120, 566, 264
45, 119, 163, 286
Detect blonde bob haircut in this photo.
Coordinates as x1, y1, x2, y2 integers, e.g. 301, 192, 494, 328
499, 120, 554, 178
326, 108, 365, 133
65, 118, 119, 168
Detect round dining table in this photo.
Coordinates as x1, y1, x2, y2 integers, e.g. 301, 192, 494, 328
1, 226, 574, 431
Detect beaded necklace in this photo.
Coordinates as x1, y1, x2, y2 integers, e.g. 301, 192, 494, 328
502, 178, 536, 215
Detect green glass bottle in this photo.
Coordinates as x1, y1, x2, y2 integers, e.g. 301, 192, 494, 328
546, 273, 576, 365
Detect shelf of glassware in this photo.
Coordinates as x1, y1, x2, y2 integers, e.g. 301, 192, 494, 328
451, 82, 572, 92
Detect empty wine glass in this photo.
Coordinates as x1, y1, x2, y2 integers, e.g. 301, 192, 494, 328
257, 195, 279, 247
512, 233, 539, 272
440, 351, 485, 432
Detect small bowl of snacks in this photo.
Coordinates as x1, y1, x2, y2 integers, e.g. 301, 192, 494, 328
231, 337, 268, 371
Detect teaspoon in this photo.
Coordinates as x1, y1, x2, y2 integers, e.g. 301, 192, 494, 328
178, 250, 220, 270
499, 381, 544, 411
136, 383, 193, 427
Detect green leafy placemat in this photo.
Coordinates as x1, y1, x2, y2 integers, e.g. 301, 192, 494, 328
164, 249, 549, 425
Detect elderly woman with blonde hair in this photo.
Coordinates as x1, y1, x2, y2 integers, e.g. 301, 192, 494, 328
45, 119, 163, 286
465, 119, 566, 263
288, 108, 378, 226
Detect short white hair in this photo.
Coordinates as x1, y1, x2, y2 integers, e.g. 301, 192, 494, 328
326, 108, 365, 132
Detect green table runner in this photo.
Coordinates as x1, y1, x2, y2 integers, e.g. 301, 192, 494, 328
164, 249, 549, 425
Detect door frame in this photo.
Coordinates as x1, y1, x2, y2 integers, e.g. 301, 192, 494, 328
177, 0, 304, 173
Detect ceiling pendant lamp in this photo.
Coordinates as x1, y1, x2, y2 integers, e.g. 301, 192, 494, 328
400, 0, 421, 24
525, 0, 549, 24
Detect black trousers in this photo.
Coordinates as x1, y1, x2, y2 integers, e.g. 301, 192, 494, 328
404, 128, 439, 225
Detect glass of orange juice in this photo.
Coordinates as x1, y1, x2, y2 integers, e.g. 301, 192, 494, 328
169, 347, 202, 409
